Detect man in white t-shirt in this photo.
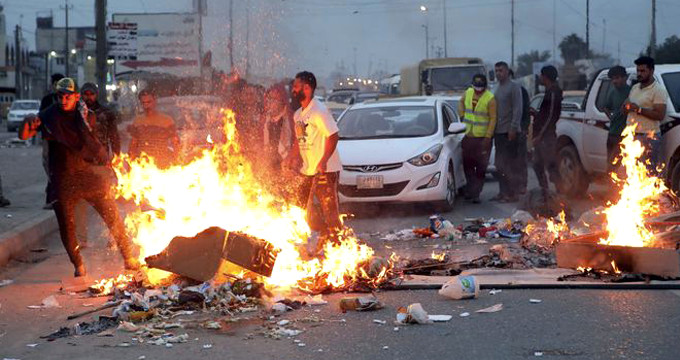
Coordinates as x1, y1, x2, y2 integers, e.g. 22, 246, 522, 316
624, 56, 668, 172
285, 71, 342, 252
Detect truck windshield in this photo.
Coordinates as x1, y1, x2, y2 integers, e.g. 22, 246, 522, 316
430, 66, 486, 92
662, 72, 680, 113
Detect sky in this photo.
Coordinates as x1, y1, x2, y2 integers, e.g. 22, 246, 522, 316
2, 0, 679, 82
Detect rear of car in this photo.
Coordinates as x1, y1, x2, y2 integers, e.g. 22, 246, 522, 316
336, 97, 466, 210
7, 100, 40, 132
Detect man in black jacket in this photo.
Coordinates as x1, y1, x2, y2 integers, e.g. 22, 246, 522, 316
19, 78, 138, 277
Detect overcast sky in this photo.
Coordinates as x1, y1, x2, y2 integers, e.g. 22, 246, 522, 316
2, 0, 679, 81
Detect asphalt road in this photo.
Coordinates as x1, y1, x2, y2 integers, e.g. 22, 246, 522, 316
1, 128, 679, 359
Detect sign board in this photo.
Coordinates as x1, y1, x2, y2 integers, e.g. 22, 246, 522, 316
112, 13, 200, 77
107, 22, 138, 60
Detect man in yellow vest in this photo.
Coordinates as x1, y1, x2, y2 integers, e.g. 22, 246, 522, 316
457, 74, 497, 203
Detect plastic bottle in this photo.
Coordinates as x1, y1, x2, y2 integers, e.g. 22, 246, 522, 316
438, 275, 479, 300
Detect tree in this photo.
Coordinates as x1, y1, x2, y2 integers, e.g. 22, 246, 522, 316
643, 35, 680, 64
516, 50, 552, 77
559, 33, 590, 65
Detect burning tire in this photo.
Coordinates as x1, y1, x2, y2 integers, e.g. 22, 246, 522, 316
556, 144, 589, 197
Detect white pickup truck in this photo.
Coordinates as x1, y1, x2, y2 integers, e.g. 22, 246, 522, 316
555, 65, 680, 196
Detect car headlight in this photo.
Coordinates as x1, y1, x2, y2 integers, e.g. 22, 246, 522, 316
407, 144, 443, 166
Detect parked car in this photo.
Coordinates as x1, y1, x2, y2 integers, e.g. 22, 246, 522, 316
349, 91, 380, 105
555, 65, 680, 195
7, 100, 40, 132
336, 96, 467, 211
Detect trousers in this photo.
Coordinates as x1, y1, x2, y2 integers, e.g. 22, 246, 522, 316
299, 172, 343, 241
532, 135, 558, 191
494, 133, 525, 197
462, 136, 491, 199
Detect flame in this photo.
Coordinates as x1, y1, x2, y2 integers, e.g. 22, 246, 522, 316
91, 274, 134, 295
112, 109, 391, 290
430, 251, 446, 262
599, 125, 667, 247
610, 260, 621, 274
546, 210, 569, 243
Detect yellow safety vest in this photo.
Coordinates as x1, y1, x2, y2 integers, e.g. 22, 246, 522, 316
463, 88, 494, 137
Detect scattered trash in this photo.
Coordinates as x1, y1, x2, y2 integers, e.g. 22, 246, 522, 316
26, 344, 38, 348
489, 289, 502, 295
28, 295, 61, 309
138, 356, 146, 360
5, 214, 12, 218
277, 320, 290, 326
529, 299, 542, 304
297, 343, 306, 347
339, 296, 384, 312
0, 279, 13, 288
511, 210, 535, 225
459, 312, 470, 317
382, 346, 389, 350
204, 321, 222, 330
534, 351, 544, 357
203, 344, 213, 349
428, 315, 452, 322
396, 303, 430, 324
439, 276, 479, 300
304, 294, 328, 306
271, 303, 290, 313
393, 327, 399, 332
476, 304, 503, 313
373, 319, 387, 325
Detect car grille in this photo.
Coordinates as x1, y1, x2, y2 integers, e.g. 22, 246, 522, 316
339, 180, 409, 198
343, 162, 403, 173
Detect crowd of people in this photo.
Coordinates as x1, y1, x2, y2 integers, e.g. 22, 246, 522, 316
457, 55, 669, 204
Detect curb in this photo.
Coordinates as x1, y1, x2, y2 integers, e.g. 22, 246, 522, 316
0, 212, 58, 267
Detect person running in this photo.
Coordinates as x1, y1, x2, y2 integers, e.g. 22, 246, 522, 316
531, 65, 563, 200
285, 71, 343, 253
19, 78, 139, 277
623, 56, 668, 172
128, 89, 180, 168
603, 66, 631, 172
492, 61, 523, 203
458, 74, 497, 203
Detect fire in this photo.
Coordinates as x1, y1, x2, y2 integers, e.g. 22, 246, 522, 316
91, 274, 134, 295
430, 251, 446, 262
546, 210, 569, 243
112, 109, 391, 290
599, 125, 667, 247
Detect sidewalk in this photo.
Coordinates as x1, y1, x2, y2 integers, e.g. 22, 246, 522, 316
0, 136, 57, 267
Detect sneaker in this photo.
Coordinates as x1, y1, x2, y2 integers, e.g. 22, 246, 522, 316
0, 197, 10, 207
74, 264, 87, 277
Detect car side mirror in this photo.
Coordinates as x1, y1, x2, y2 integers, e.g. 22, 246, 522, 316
448, 123, 466, 134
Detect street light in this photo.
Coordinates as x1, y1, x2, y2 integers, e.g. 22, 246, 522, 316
49, 50, 57, 57
419, 5, 427, 12
70, 48, 77, 55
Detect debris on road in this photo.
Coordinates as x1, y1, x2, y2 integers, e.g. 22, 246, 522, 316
439, 276, 479, 300
0, 279, 13, 287
489, 289, 502, 295
396, 303, 430, 324
339, 296, 384, 312
459, 312, 470, 317
27, 295, 60, 309
428, 315, 452, 322
476, 304, 503, 313
530, 299, 542, 304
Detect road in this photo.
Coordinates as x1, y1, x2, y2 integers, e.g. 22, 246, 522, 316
1, 130, 679, 360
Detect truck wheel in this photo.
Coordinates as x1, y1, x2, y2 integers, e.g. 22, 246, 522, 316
556, 145, 589, 196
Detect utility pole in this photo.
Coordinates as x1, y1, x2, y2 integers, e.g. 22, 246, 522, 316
552, 0, 556, 61
602, 18, 606, 54
60, 0, 73, 77
422, 24, 429, 59
511, 0, 515, 68
245, 0, 250, 79
650, 0, 656, 58
197, 0, 204, 82
14, 25, 22, 99
353, 47, 357, 76
95, 0, 107, 100
442, 0, 448, 57
585, 0, 590, 59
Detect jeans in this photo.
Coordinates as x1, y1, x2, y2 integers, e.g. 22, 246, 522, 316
494, 133, 524, 198
299, 172, 342, 242
532, 134, 558, 191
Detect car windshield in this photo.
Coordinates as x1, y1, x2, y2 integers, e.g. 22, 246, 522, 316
327, 93, 353, 103
11, 101, 39, 110
563, 95, 584, 106
430, 66, 486, 91
338, 106, 437, 140
662, 72, 680, 113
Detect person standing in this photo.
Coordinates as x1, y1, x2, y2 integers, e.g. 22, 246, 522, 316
39, 73, 65, 209
623, 56, 668, 172
509, 69, 531, 195
81, 83, 121, 158
492, 62, 523, 203
531, 65, 563, 199
128, 89, 180, 168
458, 74, 497, 203
603, 66, 631, 172
19, 78, 139, 277
285, 71, 343, 252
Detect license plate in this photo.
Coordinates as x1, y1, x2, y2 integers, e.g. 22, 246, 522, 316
357, 175, 384, 189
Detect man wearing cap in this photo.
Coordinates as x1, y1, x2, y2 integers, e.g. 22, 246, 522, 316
624, 56, 668, 172
603, 66, 631, 172
458, 74, 497, 203
19, 78, 139, 277
128, 88, 180, 168
531, 65, 563, 199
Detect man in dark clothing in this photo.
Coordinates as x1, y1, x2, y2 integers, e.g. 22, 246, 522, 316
81, 83, 121, 157
40, 73, 65, 209
511, 69, 531, 194
531, 66, 563, 199
603, 66, 631, 173
19, 78, 139, 277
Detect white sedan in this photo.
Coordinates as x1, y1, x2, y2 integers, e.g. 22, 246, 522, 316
336, 96, 467, 211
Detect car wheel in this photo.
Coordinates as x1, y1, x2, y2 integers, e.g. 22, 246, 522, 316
670, 160, 680, 194
434, 163, 456, 212
556, 144, 589, 196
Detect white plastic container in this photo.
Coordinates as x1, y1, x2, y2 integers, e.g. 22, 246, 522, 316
438, 275, 479, 300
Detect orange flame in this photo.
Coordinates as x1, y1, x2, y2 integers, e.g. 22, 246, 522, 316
91, 274, 134, 295
430, 251, 446, 262
599, 125, 666, 247
112, 109, 391, 290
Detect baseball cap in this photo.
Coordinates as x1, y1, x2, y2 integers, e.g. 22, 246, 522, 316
56, 78, 78, 94
80, 82, 98, 94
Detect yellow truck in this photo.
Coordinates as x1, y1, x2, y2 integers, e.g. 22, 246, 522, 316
400, 57, 488, 96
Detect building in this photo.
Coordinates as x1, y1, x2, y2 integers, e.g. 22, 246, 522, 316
34, 14, 96, 91
0, 5, 38, 112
